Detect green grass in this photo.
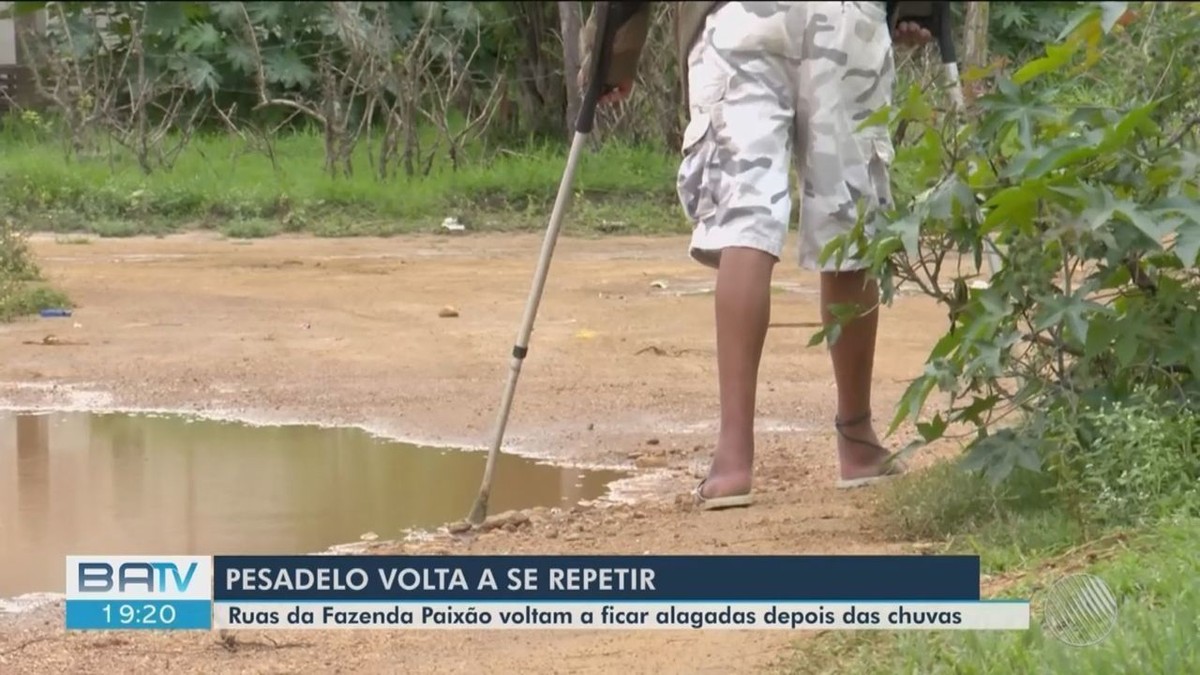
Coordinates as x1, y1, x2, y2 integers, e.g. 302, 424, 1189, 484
872, 460, 1087, 574
0, 127, 686, 237
782, 394, 1200, 674
788, 517, 1200, 674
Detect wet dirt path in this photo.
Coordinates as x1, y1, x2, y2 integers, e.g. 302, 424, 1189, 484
0, 232, 948, 673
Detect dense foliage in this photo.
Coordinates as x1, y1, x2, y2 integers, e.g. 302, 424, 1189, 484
2, 1, 682, 177
822, 2, 1200, 507
1, 2, 1093, 178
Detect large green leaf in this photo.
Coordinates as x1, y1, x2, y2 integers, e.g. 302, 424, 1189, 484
1175, 222, 1200, 267
209, 1, 247, 28
1012, 42, 1077, 84
145, 2, 191, 35
262, 49, 314, 88
176, 22, 222, 53
1032, 287, 1111, 344
224, 42, 258, 76
887, 213, 921, 256
982, 182, 1044, 234
889, 375, 936, 436
170, 54, 220, 92
246, 2, 285, 28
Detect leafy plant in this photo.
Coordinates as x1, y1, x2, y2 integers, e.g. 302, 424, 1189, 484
1051, 386, 1200, 528
0, 216, 41, 283
0, 216, 72, 322
823, 2, 1200, 488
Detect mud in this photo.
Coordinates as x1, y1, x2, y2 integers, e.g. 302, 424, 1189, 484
0, 232, 952, 674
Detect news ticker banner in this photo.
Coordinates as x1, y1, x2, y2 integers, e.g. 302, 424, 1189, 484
65, 555, 1030, 631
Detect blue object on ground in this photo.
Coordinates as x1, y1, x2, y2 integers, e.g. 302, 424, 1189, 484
39, 308, 72, 317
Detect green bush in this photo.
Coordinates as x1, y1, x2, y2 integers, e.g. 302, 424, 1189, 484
883, 388, 1199, 559
0, 217, 40, 282
0, 217, 72, 321
824, 3, 1200, 496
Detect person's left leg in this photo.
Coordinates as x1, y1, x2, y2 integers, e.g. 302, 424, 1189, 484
821, 270, 894, 481
795, 0, 904, 486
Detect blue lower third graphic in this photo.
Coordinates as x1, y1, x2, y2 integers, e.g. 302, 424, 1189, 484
65, 600, 213, 630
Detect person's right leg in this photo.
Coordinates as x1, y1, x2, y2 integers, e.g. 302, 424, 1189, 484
704, 246, 775, 500
676, 6, 796, 505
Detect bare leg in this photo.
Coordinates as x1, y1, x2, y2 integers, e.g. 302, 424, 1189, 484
820, 270, 892, 479
699, 247, 775, 499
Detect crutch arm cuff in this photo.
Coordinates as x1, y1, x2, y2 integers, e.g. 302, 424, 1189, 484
580, 2, 652, 92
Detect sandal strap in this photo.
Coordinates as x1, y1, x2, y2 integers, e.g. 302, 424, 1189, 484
834, 410, 872, 429
834, 410, 891, 455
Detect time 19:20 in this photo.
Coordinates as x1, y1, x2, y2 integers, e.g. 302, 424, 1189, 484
101, 603, 177, 625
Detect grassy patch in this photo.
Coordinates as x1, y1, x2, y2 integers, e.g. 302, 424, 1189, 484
0, 283, 72, 322
785, 394, 1200, 673
2, 217, 71, 321
219, 218, 284, 240
787, 518, 1200, 674
0, 129, 686, 236
873, 460, 1085, 573
875, 390, 1200, 565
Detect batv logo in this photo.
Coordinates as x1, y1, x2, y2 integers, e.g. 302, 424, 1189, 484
78, 562, 199, 594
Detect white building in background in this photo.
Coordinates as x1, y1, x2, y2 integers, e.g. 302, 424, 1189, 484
0, 2, 16, 66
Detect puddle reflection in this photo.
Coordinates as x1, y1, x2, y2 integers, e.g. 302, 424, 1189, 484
0, 411, 626, 596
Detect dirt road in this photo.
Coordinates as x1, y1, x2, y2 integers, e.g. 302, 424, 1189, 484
0, 232, 948, 674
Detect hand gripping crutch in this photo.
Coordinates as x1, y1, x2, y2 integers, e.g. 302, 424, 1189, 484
928, 2, 1004, 281
892, 1, 1003, 279
467, 2, 639, 525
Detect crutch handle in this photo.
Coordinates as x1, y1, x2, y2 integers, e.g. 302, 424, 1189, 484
931, 2, 956, 65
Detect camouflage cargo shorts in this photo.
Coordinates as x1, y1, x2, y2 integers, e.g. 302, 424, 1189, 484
678, 1, 896, 271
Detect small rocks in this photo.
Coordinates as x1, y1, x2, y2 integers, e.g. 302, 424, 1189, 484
447, 520, 472, 535
438, 306, 460, 318
479, 510, 531, 532
646, 438, 660, 446
634, 455, 668, 469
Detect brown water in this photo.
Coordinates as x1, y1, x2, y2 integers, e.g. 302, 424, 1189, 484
0, 411, 628, 597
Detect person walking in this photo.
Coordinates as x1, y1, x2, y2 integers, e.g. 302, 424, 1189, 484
581, 2, 935, 509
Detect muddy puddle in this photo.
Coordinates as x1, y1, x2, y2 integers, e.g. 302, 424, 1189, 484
0, 410, 628, 597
